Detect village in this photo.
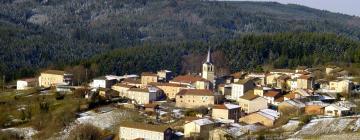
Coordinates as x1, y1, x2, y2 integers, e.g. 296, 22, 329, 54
3, 49, 360, 140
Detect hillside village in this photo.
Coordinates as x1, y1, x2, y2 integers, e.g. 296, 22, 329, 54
2, 48, 360, 140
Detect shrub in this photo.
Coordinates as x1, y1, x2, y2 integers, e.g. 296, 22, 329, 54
68, 124, 102, 140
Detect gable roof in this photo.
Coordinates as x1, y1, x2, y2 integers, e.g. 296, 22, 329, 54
235, 78, 254, 84
171, 75, 208, 83
264, 90, 280, 98
149, 82, 186, 87
122, 78, 141, 84
112, 83, 135, 88
213, 103, 240, 110
192, 118, 214, 126
120, 122, 171, 132
256, 109, 280, 121
240, 91, 260, 101
177, 89, 213, 96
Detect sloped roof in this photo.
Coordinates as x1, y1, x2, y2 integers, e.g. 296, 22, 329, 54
112, 83, 135, 88
235, 78, 254, 84
123, 78, 141, 84
120, 122, 171, 132
264, 90, 280, 97
213, 103, 240, 110
240, 91, 260, 101
192, 118, 214, 126
177, 89, 213, 96
149, 82, 186, 87
172, 75, 208, 83
257, 109, 280, 121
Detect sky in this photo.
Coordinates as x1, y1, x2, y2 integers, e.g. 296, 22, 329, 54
226, 0, 360, 17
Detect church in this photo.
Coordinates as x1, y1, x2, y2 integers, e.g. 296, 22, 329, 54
202, 48, 215, 83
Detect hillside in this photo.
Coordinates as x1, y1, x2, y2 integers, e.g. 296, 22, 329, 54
1, 0, 360, 80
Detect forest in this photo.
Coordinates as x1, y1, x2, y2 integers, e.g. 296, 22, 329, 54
1, 0, 360, 81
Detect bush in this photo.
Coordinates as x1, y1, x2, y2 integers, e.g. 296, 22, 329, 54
68, 124, 102, 140
299, 115, 312, 125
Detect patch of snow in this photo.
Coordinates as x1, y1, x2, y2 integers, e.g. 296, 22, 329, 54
1, 127, 38, 139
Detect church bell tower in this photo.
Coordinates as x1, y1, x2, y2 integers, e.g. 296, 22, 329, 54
202, 48, 215, 82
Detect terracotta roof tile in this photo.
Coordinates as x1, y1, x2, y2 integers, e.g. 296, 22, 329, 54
240, 91, 260, 100
264, 90, 280, 97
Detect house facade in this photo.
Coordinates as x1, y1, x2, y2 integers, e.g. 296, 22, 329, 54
175, 89, 215, 108
212, 103, 241, 122
231, 78, 255, 100
238, 92, 268, 114
127, 88, 157, 104
119, 122, 174, 140
38, 70, 73, 87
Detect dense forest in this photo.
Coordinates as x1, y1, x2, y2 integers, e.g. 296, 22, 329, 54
83, 33, 360, 78
1, 0, 360, 81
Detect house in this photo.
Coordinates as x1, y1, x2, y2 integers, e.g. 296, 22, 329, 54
157, 70, 173, 82
141, 72, 158, 86
38, 70, 73, 87
286, 79, 298, 90
278, 99, 305, 115
209, 123, 265, 140
170, 75, 210, 89
175, 89, 216, 108
295, 66, 308, 73
329, 80, 353, 93
324, 104, 351, 117
276, 75, 290, 89
184, 118, 215, 139
304, 101, 328, 115
122, 78, 142, 88
119, 122, 175, 140
127, 88, 157, 104
91, 75, 118, 88
245, 72, 267, 85
218, 84, 231, 98
325, 66, 338, 75
230, 72, 247, 83
263, 90, 281, 105
212, 103, 241, 122
16, 78, 37, 90
142, 103, 160, 112
270, 69, 295, 76
98, 88, 119, 99
297, 75, 314, 89
149, 82, 186, 99
239, 109, 280, 127
230, 78, 256, 100
238, 91, 268, 114
111, 83, 135, 97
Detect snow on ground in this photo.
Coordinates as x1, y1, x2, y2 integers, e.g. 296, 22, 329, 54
352, 118, 360, 131
280, 120, 301, 132
291, 117, 354, 138
53, 108, 133, 140
1, 127, 38, 139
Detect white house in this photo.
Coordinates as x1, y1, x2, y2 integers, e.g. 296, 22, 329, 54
324, 104, 350, 117
16, 78, 37, 90
231, 78, 255, 100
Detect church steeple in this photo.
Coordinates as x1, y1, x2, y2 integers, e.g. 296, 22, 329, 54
202, 47, 215, 83
206, 47, 212, 64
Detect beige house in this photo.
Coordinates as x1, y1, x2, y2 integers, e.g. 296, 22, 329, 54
175, 89, 215, 108
297, 75, 313, 89
149, 82, 186, 99
98, 88, 118, 99
324, 104, 349, 117
170, 75, 210, 89
238, 92, 268, 114
119, 122, 174, 140
329, 80, 353, 93
122, 78, 142, 88
218, 84, 231, 97
38, 70, 72, 87
184, 118, 215, 139
245, 73, 267, 85
239, 109, 280, 127
111, 83, 135, 97
212, 103, 241, 122
157, 70, 173, 82
278, 99, 305, 115
230, 78, 256, 100
141, 72, 158, 86
127, 88, 157, 104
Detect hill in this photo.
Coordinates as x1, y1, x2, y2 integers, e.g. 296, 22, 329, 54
1, 0, 360, 80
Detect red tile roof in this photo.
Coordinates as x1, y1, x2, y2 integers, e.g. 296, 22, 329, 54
264, 90, 280, 97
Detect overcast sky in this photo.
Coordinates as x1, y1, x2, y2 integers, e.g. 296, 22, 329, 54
226, 0, 360, 17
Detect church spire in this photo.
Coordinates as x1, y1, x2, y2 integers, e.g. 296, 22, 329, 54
206, 47, 212, 63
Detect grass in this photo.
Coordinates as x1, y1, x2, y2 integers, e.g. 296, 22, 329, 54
0, 89, 88, 139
